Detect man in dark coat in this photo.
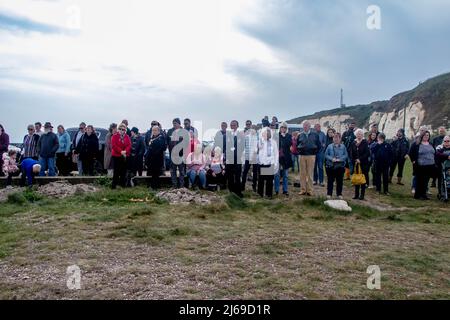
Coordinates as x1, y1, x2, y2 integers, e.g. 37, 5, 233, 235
372, 133, 393, 195
127, 127, 146, 186
225, 120, 245, 198
297, 121, 321, 196
390, 128, 410, 185
37, 122, 59, 176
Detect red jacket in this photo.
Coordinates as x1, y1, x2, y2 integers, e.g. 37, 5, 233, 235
111, 133, 131, 158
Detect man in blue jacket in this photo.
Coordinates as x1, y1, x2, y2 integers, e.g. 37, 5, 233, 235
20, 158, 41, 187
297, 121, 321, 196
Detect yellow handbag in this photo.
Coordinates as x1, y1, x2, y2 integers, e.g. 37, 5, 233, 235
351, 163, 367, 186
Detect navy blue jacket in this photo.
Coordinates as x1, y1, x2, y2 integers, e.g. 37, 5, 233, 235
371, 142, 393, 167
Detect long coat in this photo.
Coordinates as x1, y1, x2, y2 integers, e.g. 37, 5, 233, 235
145, 134, 167, 170
77, 133, 99, 162
104, 132, 113, 170
279, 132, 293, 170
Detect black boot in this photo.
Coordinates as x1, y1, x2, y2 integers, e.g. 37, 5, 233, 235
353, 187, 360, 200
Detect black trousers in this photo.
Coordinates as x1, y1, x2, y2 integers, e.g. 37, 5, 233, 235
325, 166, 345, 197
241, 161, 259, 191
258, 174, 274, 198
390, 156, 406, 178
56, 152, 71, 176
82, 158, 95, 176
112, 156, 127, 188
226, 164, 242, 196
354, 164, 369, 198
415, 165, 435, 199
150, 167, 161, 190
374, 164, 389, 193
5, 170, 20, 187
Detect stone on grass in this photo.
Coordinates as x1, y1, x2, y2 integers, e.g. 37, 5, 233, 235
324, 200, 352, 212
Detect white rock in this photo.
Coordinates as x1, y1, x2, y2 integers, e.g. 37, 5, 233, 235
324, 200, 352, 212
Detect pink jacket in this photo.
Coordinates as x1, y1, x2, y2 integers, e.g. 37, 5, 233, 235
2, 153, 19, 175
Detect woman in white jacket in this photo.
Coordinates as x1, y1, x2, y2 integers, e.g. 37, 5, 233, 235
258, 127, 279, 198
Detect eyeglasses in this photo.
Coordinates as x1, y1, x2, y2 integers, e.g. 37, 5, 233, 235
28, 128, 34, 131
444, 140, 450, 142
119, 128, 126, 131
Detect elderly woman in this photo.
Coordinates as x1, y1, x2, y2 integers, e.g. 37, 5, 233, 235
145, 125, 167, 190
22, 124, 40, 160
258, 127, 279, 198
111, 123, 131, 189
409, 131, 436, 200
77, 125, 99, 176
350, 128, 370, 200
324, 132, 348, 199
186, 143, 207, 189
206, 146, 226, 190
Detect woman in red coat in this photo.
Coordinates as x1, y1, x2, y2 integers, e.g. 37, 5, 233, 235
111, 123, 131, 189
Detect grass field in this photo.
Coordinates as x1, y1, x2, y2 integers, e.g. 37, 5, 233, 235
0, 161, 449, 299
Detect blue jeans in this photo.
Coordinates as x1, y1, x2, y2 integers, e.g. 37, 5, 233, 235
313, 152, 325, 184
291, 154, 299, 172
274, 168, 289, 194
188, 169, 206, 188
39, 156, 56, 176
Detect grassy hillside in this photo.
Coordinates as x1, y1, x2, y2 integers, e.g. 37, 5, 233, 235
288, 72, 450, 130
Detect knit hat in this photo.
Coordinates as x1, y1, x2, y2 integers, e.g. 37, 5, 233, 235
131, 127, 139, 134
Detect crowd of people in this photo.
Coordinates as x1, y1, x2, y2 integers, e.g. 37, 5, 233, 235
1, 118, 449, 202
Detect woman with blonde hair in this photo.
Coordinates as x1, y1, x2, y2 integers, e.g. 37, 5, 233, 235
350, 128, 370, 200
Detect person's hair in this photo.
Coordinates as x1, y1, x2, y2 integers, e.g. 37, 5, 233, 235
172, 118, 181, 125
355, 128, 364, 137
420, 131, 431, 143
118, 123, 127, 130
27, 124, 34, 131
184, 118, 191, 124
443, 135, 450, 142
231, 120, 239, 127
378, 133, 386, 140
0, 124, 4, 133
35, 122, 42, 127
327, 128, 335, 135
8, 149, 17, 157
87, 125, 95, 132
109, 123, 117, 133
246, 120, 252, 125
333, 132, 341, 140
57, 125, 65, 131
32, 164, 41, 173
152, 125, 160, 133
79, 122, 86, 127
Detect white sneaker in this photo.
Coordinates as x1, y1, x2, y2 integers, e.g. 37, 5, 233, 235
6, 185, 13, 190
411, 188, 415, 194
326, 195, 332, 200
338, 195, 344, 200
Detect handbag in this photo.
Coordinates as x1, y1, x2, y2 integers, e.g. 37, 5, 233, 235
351, 163, 367, 186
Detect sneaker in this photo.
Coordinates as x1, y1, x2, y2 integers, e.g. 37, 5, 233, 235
319, 183, 325, 187
384, 192, 391, 196
313, 182, 318, 186
299, 192, 307, 196
367, 185, 374, 189
338, 195, 344, 200
6, 185, 13, 190
411, 188, 415, 194
326, 195, 332, 200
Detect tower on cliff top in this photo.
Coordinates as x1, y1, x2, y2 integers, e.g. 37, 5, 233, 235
340, 88, 346, 108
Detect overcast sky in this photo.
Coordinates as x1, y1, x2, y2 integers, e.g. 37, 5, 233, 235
1, 0, 450, 142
